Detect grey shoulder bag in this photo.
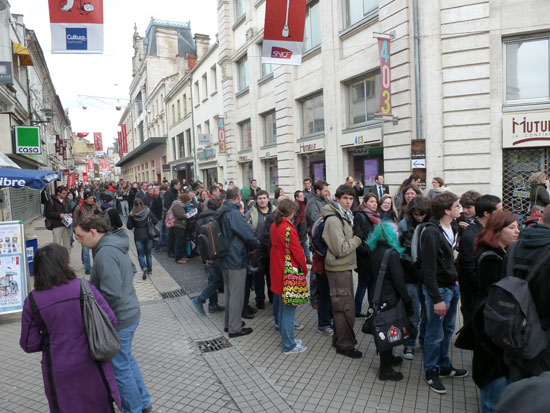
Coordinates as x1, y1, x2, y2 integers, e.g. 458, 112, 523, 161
80, 279, 121, 361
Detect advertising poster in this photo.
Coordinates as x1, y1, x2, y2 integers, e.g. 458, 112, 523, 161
0, 222, 27, 315
313, 163, 325, 182
48, 0, 104, 54
363, 159, 379, 186
262, 0, 306, 66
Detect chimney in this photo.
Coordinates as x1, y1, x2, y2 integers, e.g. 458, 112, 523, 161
187, 53, 196, 69
194, 34, 210, 60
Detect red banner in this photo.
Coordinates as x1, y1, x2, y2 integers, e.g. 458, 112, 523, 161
83, 172, 88, 184
88, 158, 94, 171
377, 37, 392, 116
67, 172, 76, 189
217, 117, 227, 154
261, 0, 306, 66
117, 131, 123, 157
121, 124, 128, 153
156, 157, 161, 174
93, 132, 103, 152
55, 135, 61, 154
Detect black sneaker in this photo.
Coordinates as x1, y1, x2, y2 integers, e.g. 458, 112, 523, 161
440, 366, 469, 378
336, 347, 363, 359
391, 355, 403, 366
242, 312, 255, 319
256, 302, 266, 310
85, 269, 91, 275
229, 327, 253, 338
426, 368, 446, 394
379, 368, 404, 381
224, 321, 245, 333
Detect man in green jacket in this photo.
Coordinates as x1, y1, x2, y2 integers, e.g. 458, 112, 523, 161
321, 184, 362, 358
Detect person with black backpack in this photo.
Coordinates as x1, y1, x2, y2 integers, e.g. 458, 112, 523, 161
191, 197, 225, 315
100, 194, 123, 231
421, 192, 468, 394
472, 210, 519, 413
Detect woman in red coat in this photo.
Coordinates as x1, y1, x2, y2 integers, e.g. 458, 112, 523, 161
270, 199, 308, 354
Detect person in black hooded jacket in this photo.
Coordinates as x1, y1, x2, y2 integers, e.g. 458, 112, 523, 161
126, 199, 158, 280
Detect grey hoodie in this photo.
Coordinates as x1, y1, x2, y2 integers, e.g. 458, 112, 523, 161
90, 228, 140, 330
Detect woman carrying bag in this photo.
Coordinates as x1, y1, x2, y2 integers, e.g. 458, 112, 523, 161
20, 243, 121, 412
127, 198, 158, 280
270, 199, 309, 355
365, 221, 413, 381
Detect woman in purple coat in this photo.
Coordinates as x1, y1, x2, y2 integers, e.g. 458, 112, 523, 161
20, 244, 121, 412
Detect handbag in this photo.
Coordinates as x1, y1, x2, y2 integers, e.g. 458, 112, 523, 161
282, 225, 310, 306
147, 215, 160, 240
362, 248, 411, 352
80, 279, 121, 361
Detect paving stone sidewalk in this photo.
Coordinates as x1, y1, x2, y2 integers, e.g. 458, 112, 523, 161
0, 218, 481, 412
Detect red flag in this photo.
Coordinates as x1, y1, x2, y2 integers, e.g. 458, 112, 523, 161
83, 172, 88, 184
67, 173, 76, 189
93, 132, 103, 152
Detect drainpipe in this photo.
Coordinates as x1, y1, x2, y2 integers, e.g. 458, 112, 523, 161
189, 73, 198, 181
412, 0, 421, 140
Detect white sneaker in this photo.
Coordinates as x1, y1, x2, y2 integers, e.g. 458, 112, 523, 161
295, 339, 302, 346
403, 347, 414, 360
284, 344, 307, 354
319, 327, 334, 336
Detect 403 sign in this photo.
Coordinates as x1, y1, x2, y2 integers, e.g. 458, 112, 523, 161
15, 126, 42, 155
376, 36, 392, 117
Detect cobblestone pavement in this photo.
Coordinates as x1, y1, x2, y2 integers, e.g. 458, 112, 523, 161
0, 218, 481, 412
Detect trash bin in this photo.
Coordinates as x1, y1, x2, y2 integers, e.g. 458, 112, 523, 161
25, 236, 38, 277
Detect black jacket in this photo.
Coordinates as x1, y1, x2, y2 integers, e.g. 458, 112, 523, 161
530, 184, 550, 209
151, 195, 163, 221
45, 196, 71, 229
398, 216, 423, 283
163, 187, 178, 212
353, 211, 375, 273
101, 204, 123, 230
126, 209, 158, 241
457, 217, 484, 294
127, 188, 138, 209
420, 217, 458, 304
369, 243, 412, 314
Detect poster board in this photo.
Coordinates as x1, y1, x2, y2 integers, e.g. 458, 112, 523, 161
0, 221, 28, 315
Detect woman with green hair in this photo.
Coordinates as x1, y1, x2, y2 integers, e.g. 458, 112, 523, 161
366, 221, 413, 381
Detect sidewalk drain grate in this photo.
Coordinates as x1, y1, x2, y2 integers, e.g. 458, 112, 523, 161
197, 336, 232, 353
160, 289, 186, 299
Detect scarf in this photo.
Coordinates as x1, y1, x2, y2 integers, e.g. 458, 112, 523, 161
357, 204, 381, 226
336, 202, 354, 226
295, 200, 306, 226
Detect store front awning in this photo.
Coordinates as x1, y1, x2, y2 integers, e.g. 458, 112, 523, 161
0, 168, 60, 190
116, 137, 166, 167
12, 42, 33, 66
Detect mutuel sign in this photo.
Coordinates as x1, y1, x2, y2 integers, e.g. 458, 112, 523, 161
502, 111, 550, 148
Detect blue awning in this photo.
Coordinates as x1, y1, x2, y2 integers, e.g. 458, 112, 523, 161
0, 168, 60, 190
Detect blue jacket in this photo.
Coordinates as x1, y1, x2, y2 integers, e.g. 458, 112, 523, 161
217, 200, 260, 269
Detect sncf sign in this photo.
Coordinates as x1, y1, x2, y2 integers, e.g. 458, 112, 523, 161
271, 47, 292, 59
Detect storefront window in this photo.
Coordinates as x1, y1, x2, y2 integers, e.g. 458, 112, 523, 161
265, 159, 278, 194
203, 167, 218, 186
241, 162, 253, 186
349, 146, 383, 186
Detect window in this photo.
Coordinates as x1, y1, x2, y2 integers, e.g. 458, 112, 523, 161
194, 81, 200, 103
186, 129, 192, 157
205, 120, 210, 136
265, 158, 278, 194
303, 0, 321, 52
343, 0, 378, 29
171, 104, 175, 125
234, 0, 246, 21
177, 133, 185, 158
202, 74, 208, 98
263, 111, 277, 145
240, 119, 252, 150
237, 55, 249, 92
196, 124, 202, 143
177, 100, 181, 120
347, 71, 380, 127
302, 94, 325, 136
504, 36, 550, 104
136, 92, 143, 115
183, 94, 188, 116
138, 121, 144, 144
260, 43, 273, 78
172, 137, 177, 160
210, 65, 218, 93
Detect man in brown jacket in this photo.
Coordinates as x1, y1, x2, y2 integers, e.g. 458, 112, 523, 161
321, 184, 362, 358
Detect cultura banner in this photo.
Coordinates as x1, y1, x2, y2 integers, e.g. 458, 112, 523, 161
48, 0, 104, 54
93, 132, 103, 155
261, 0, 306, 66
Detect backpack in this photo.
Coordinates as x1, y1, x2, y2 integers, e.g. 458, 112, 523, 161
164, 202, 176, 228
311, 214, 345, 256
100, 207, 113, 231
196, 210, 231, 262
483, 242, 550, 360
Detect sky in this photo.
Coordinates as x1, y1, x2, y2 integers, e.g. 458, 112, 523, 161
9, 0, 218, 147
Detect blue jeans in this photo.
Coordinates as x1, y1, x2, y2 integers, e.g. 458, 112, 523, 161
480, 376, 507, 413
405, 282, 422, 349
197, 262, 223, 306
135, 239, 153, 272
157, 220, 168, 252
300, 238, 311, 260
274, 294, 298, 352
111, 321, 151, 413
422, 284, 460, 371
81, 245, 91, 271
354, 271, 371, 315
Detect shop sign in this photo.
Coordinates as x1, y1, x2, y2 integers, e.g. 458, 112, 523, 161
296, 140, 325, 154
162, 164, 171, 172
503, 112, 550, 148
14, 126, 41, 155
238, 155, 251, 163
0, 62, 12, 85
198, 134, 211, 146
341, 126, 382, 147
198, 148, 215, 160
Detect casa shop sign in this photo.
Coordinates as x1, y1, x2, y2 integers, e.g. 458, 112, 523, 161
503, 112, 550, 148
14, 126, 41, 154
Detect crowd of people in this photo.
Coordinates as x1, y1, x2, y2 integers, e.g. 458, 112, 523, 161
26, 170, 550, 412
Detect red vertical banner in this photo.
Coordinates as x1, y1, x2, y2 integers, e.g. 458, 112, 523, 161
156, 157, 161, 174
93, 132, 103, 152
55, 135, 61, 154
217, 117, 226, 154
88, 158, 94, 171
117, 131, 123, 156
121, 124, 128, 153
377, 36, 392, 117
83, 172, 89, 184
67, 173, 76, 189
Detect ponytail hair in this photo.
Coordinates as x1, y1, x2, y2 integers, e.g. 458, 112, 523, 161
274, 199, 298, 226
